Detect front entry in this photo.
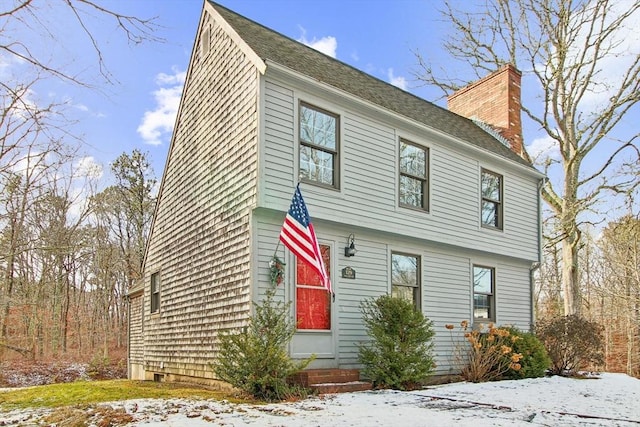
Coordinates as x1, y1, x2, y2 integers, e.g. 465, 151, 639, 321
290, 244, 336, 364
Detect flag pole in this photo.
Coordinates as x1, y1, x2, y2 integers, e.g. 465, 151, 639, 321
272, 240, 281, 259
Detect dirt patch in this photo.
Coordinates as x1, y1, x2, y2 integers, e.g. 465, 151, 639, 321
44, 405, 134, 427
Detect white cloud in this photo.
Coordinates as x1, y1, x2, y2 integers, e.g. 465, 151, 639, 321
137, 68, 185, 146
10, 87, 39, 121
297, 27, 337, 58
0, 54, 11, 75
155, 68, 187, 85
364, 63, 376, 74
0, 52, 24, 79
75, 156, 103, 180
387, 68, 408, 90
527, 135, 561, 163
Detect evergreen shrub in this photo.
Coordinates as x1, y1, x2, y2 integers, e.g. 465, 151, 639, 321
502, 327, 550, 379
358, 295, 436, 390
213, 288, 314, 401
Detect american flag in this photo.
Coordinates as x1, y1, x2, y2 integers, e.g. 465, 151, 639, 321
279, 185, 332, 294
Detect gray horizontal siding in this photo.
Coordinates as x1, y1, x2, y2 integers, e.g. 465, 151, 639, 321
496, 261, 533, 330
262, 81, 295, 208
253, 211, 532, 374
260, 75, 540, 263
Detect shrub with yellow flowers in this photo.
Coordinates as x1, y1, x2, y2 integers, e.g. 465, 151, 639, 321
445, 321, 523, 383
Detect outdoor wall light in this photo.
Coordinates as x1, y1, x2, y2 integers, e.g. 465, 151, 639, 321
344, 233, 357, 257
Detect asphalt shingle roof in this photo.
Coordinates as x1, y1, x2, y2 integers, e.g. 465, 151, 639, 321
210, 1, 534, 168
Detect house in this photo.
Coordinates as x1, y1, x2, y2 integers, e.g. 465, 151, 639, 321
127, 1, 544, 385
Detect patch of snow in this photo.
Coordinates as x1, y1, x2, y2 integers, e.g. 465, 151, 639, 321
1, 373, 639, 426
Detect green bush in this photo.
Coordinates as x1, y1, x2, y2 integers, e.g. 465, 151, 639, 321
213, 288, 314, 401
535, 314, 604, 376
502, 327, 550, 379
358, 295, 436, 390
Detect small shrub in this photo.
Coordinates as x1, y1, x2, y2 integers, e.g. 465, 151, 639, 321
535, 314, 604, 376
213, 288, 314, 401
447, 321, 522, 383
502, 327, 550, 379
358, 295, 436, 390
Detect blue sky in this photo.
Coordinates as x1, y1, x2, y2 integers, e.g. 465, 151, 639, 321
6, 0, 638, 222
37, 0, 452, 181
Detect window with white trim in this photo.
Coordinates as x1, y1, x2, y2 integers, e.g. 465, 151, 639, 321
399, 140, 429, 210
391, 252, 421, 308
150, 272, 160, 314
473, 265, 495, 321
299, 103, 339, 188
481, 169, 503, 229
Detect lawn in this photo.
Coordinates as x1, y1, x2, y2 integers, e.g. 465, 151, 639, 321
0, 379, 233, 410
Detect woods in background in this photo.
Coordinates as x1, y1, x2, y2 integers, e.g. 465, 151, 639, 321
0, 0, 637, 378
0, 149, 156, 362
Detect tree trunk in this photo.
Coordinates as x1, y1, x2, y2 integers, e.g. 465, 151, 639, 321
562, 238, 581, 316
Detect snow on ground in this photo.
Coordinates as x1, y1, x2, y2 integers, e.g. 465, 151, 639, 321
2, 373, 639, 426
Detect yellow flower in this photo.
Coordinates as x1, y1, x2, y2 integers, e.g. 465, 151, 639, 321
460, 320, 469, 329
445, 324, 454, 330
501, 345, 512, 354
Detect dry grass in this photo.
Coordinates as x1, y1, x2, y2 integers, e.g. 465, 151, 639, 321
44, 405, 134, 427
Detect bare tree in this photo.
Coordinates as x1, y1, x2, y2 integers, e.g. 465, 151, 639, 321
90, 150, 156, 355
415, 0, 640, 315
0, 2, 160, 362
0, 142, 65, 358
1, 0, 160, 87
597, 215, 640, 376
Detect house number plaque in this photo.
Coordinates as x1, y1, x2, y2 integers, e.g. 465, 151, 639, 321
341, 266, 356, 279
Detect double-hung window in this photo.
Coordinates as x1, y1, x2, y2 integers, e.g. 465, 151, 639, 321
481, 169, 503, 229
473, 265, 495, 321
391, 252, 421, 309
399, 140, 428, 210
299, 103, 339, 188
150, 272, 160, 314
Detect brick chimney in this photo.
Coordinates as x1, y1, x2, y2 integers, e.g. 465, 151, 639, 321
447, 64, 523, 157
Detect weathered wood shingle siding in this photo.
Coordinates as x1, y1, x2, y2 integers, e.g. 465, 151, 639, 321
141, 10, 259, 380
128, 293, 144, 379
260, 74, 540, 263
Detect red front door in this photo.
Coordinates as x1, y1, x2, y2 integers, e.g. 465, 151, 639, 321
295, 244, 331, 330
